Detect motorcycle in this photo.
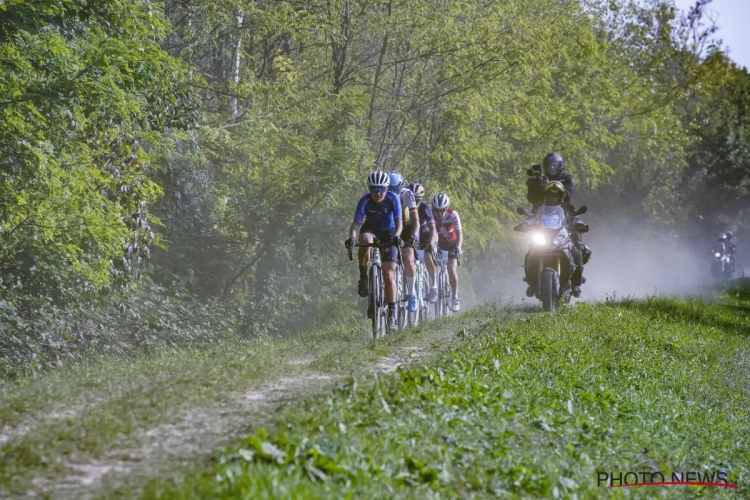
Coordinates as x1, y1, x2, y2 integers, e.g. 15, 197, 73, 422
710, 242, 733, 282
514, 204, 589, 312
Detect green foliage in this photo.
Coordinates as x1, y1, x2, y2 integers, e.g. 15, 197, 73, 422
0, 277, 233, 380
0, 0, 190, 315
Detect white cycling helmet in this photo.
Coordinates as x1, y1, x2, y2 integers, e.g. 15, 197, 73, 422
432, 192, 450, 210
367, 170, 390, 188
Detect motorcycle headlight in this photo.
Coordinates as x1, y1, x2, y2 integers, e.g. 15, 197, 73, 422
553, 234, 564, 246
715, 252, 721, 258
531, 232, 547, 246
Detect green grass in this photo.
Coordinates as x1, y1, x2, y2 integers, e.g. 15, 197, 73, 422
140, 293, 750, 499
0, 315, 480, 498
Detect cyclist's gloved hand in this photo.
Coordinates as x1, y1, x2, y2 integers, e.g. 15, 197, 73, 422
456, 247, 463, 257
409, 233, 419, 245
344, 237, 356, 249
392, 235, 403, 247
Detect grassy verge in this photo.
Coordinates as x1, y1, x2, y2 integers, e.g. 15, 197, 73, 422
141, 292, 750, 499
0, 312, 496, 498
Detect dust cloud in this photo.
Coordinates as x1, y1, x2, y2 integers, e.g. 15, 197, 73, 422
580, 227, 714, 301
464, 225, 720, 307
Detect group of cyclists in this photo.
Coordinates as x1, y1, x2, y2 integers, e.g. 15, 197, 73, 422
345, 151, 591, 328
345, 170, 463, 330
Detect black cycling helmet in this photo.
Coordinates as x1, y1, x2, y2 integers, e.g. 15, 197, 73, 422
542, 152, 564, 178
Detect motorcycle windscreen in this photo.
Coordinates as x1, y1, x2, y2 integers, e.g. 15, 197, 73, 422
537, 205, 567, 229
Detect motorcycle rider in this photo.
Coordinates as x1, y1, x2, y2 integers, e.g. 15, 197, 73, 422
388, 171, 420, 313
718, 232, 737, 272
520, 152, 589, 297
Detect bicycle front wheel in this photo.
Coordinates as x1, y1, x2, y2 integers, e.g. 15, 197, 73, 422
369, 265, 383, 339
440, 266, 450, 317
397, 266, 409, 331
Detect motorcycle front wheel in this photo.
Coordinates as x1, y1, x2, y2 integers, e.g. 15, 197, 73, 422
540, 269, 559, 312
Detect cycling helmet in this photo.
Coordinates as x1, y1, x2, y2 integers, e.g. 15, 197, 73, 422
388, 171, 404, 192
542, 152, 564, 178
432, 192, 450, 210
407, 182, 426, 201
367, 170, 390, 188
543, 180, 565, 206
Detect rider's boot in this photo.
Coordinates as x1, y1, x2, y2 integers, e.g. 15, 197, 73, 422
358, 266, 368, 298
524, 251, 536, 297
571, 266, 583, 298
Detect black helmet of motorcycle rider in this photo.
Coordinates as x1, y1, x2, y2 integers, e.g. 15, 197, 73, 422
543, 180, 565, 206
542, 152, 564, 178
719, 233, 728, 242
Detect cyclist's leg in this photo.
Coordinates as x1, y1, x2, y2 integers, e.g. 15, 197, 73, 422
357, 226, 375, 297
358, 227, 375, 266
446, 243, 459, 297
447, 250, 460, 311
423, 230, 438, 302
402, 224, 417, 303
377, 229, 399, 321
382, 261, 398, 303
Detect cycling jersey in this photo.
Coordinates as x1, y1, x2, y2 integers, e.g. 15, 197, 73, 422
417, 201, 434, 229
399, 188, 417, 225
353, 191, 402, 231
436, 207, 461, 244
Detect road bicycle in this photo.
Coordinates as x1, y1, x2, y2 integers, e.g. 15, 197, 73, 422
348, 238, 403, 339
433, 249, 450, 318
432, 249, 461, 318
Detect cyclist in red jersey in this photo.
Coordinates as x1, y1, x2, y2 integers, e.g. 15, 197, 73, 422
430, 193, 463, 312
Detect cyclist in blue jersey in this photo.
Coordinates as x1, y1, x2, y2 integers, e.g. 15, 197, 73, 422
345, 171, 403, 329
389, 171, 420, 313
407, 182, 438, 302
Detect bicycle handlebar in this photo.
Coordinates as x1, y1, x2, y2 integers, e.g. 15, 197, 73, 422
347, 238, 403, 265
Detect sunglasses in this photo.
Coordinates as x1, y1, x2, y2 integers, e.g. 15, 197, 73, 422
369, 187, 387, 195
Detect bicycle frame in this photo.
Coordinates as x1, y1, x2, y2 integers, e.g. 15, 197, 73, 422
348, 238, 403, 338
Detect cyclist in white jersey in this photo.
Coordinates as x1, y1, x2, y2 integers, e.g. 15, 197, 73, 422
431, 193, 462, 312
388, 171, 420, 313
